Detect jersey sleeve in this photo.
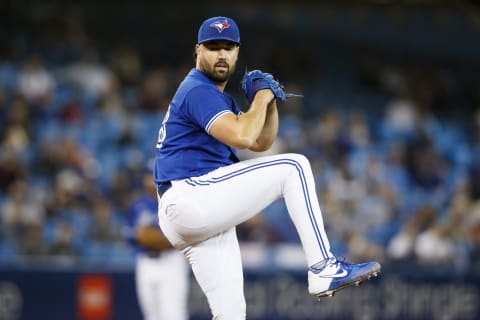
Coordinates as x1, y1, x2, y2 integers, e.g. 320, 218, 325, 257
225, 92, 242, 116
184, 86, 234, 133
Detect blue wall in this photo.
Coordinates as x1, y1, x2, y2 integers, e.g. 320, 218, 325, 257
0, 265, 479, 320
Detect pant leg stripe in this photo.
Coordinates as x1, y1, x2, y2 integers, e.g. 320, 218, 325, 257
185, 158, 329, 259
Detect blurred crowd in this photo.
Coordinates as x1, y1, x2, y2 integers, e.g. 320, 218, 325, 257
1, 11, 480, 274
237, 59, 480, 274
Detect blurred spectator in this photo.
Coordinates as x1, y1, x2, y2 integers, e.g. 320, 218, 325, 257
97, 78, 125, 115
277, 82, 307, 153
383, 93, 419, 140
346, 110, 371, 149
1, 178, 46, 247
109, 40, 143, 87
387, 207, 436, 261
382, 140, 409, 211
308, 109, 349, 164
20, 224, 49, 256
0, 96, 32, 156
471, 157, 480, 201
88, 198, 123, 244
413, 182, 474, 269
0, 147, 27, 193
237, 211, 285, 243
16, 55, 56, 105
49, 222, 79, 257
138, 68, 172, 113
57, 47, 115, 100
468, 201, 480, 267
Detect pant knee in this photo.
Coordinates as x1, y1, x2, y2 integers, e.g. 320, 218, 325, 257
285, 153, 311, 171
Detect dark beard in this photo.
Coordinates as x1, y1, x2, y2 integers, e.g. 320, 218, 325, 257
200, 61, 235, 83
208, 69, 230, 83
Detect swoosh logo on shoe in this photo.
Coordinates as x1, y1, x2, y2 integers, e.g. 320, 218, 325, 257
319, 269, 348, 278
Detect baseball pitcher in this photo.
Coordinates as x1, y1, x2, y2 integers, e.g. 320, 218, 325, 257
154, 16, 380, 320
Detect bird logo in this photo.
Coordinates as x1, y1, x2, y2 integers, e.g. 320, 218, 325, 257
210, 20, 230, 33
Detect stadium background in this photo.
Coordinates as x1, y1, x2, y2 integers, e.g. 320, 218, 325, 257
1, 0, 480, 319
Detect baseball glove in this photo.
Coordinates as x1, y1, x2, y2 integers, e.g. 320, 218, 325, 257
136, 226, 172, 251
241, 69, 287, 104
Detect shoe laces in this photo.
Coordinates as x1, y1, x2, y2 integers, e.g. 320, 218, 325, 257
311, 256, 352, 273
328, 256, 353, 268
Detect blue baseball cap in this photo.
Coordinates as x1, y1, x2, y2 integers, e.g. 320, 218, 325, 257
197, 16, 241, 45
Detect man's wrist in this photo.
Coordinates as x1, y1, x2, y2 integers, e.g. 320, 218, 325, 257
254, 89, 275, 103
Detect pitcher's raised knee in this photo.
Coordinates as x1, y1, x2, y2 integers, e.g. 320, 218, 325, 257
284, 153, 311, 170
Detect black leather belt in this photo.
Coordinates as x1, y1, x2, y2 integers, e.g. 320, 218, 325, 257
157, 181, 172, 196
145, 251, 162, 258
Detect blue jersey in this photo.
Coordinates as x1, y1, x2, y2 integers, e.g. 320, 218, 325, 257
125, 194, 159, 255
126, 194, 160, 254
154, 68, 241, 185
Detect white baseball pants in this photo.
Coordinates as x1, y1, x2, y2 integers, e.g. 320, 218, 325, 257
158, 153, 333, 319
135, 250, 189, 320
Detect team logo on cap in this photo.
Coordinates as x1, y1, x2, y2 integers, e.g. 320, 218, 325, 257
210, 20, 230, 33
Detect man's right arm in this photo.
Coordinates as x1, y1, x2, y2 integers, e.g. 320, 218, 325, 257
209, 89, 274, 149
249, 99, 278, 152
